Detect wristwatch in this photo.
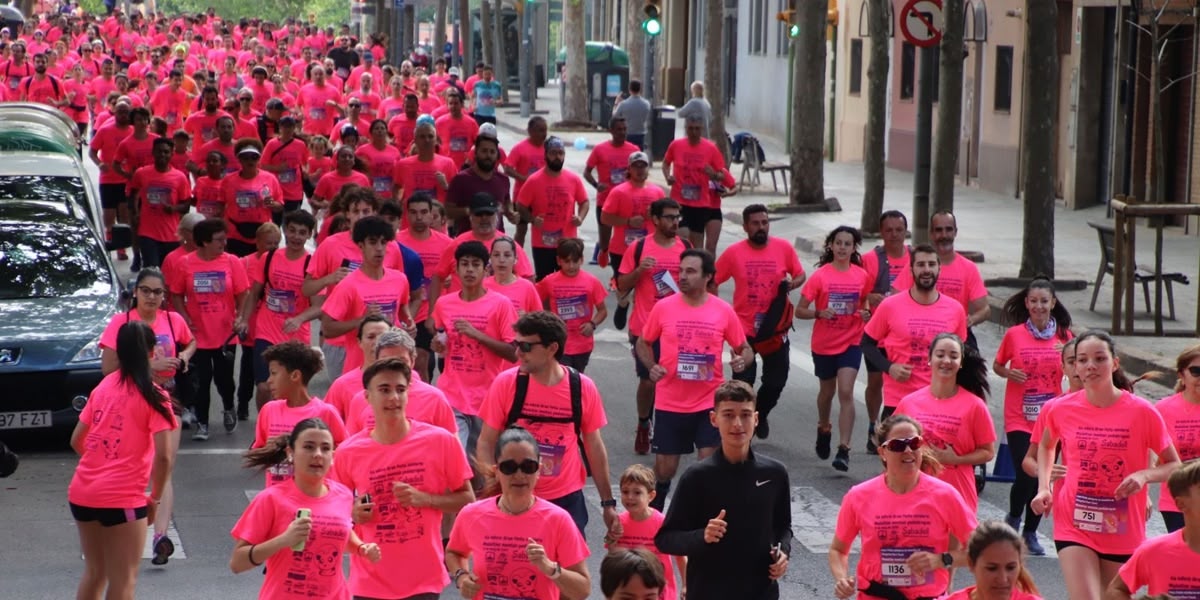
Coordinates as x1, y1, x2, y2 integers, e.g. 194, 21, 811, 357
451, 568, 468, 585
600, 499, 617, 508
548, 561, 562, 580
941, 552, 954, 568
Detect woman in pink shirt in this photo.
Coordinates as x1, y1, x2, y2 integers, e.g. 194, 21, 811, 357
895, 333, 997, 512
941, 521, 1043, 600
483, 237, 542, 317
69, 321, 177, 600
1030, 331, 1181, 600
447, 427, 591, 600
797, 226, 872, 472
1153, 344, 1200, 532
231, 418, 380, 599
993, 277, 1074, 555
829, 415, 976, 600
355, 119, 402, 200
221, 140, 284, 257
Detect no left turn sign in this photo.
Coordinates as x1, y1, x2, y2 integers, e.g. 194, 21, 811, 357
900, 0, 943, 48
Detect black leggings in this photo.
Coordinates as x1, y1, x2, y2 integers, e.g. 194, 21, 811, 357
731, 339, 791, 418
238, 344, 255, 410
1006, 430, 1042, 533
192, 347, 236, 426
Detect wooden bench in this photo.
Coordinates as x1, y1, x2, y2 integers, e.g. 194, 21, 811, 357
1088, 221, 1190, 319
738, 135, 791, 195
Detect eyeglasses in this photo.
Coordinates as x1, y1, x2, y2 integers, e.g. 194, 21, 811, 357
239, 98, 252, 102
497, 459, 540, 475
882, 436, 924, 453
1187, 366, 1200, 377
137, 286, 166, 296
512, 340, 547, 353
658, 214, 682, 221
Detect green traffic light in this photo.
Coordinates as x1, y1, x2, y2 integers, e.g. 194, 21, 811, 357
643, 17, 661, 36
789, 24, 799, 38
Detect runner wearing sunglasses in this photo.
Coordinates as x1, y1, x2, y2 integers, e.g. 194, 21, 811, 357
830, 414, 976, 600
1152, 344, 1200, 533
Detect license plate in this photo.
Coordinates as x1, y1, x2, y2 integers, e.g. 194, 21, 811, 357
0, 411, 51, 430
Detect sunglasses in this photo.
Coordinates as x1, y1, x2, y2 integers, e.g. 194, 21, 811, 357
882, 436, 924, 453
512, 340, 547, 353
1187, 366, 1200, 377
497, 459, 540, 475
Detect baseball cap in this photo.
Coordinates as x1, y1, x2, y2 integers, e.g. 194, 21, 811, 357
448, 67, 461, 77
477, 123, 499, 141
628, 151, 649, 166
340, 124, 359, 137
265, 98, 286, 111
469, 192, 498, 215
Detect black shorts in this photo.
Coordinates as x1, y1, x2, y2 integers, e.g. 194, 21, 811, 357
629, 335, 660, 380
652, 409, 720, 455
70, 502, 149, 527
414, 325, 433, 351
812, 346, 863, 380
99, 183, 126, 211
1053, 540, 1131, 564
679, 205, 722, 232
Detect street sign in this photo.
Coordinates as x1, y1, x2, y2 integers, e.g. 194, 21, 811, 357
899, 0, 943, 48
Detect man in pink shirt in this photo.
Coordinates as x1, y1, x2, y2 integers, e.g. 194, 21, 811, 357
88, 100, 134, 261
182, 86, 231, 145
148, 70, 192, 134
859, 209, 911, 454
434, 90, 479, 169
504, 116, 548, 246
396, 194, 454, 381
127, 138, 192, 268
584, 116, 640, 266
297, 66, 342, 137
862, 244, 969, 414
661, 115, 727, 254
516, 137, 590, 281
18, 52, 65, 107
636, 249, 751, 511
714, 204, 806, 439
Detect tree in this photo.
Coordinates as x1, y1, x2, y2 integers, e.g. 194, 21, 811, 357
624, 0, 644, 90
1018, 0, 1057, 278
561, 0, 590, 123
860, 0, 890, 234
457, 0, 472, 69
704, 0, 729, 161
434, 0, 448, 63
930, 0, 964, 216
494, 0, 510, 103
790, 0, 828, 205
480, 0, 494, 67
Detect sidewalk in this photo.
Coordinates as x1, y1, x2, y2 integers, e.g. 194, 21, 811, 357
495, 84, 1200, 388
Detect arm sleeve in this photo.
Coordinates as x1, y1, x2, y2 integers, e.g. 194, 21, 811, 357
773, 466, 794, 557
861, 333, 892, 372
654, 468, 709, 556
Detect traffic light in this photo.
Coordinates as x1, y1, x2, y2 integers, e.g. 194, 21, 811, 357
642, 0, 662, 37
776, 9, 800, 38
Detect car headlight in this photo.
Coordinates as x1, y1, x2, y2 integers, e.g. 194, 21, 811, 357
69, 337, 103, 363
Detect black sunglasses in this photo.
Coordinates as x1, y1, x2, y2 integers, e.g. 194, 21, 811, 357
512, 340, 547, 353
1187, 366, 1200, 377
882, 436, 924, 453
497, 459, 540, 475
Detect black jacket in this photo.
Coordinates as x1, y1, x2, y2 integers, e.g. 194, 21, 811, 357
655, 447, 793, 600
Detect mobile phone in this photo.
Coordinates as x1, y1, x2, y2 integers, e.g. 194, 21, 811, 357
292, 508, 311, 552
770, 543, 782, 560
340, 258, 352, 269
361, 493, 371, 504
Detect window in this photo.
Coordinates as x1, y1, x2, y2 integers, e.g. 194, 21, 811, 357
900, 42, 915, 100
994, 45, 1013, 112
849, 39, 863, 95
776, 0, 791, 56
750, 0, 767, 55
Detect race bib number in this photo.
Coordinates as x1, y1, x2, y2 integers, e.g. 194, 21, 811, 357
368, 300, 398, 320
449, 136, 468, 152
235, 190, 259, 209
624, 227, 647, 246
676, 352, 715, 382
278, 169, 297, 184
266, 289, 297, 314
309, 107, 325, 121
681, 184, 701, 201
1073, 494, 1128, 534
880, 547, 934, 588
753, 312, 766, 333
266, 461, 293, 486
164, 112, 177, 125
373, 176, 393, 193
7, 78, 18, 90
192, 270, 227, 294
146, 186, 171, 206
610, 169, 627, 185
537, 440, 567, 477
652, 270, 677, 299
541, 229, 563, 247
1022, 392, 1055, 421
827, 291, 858, 316
555, 294, 588, 321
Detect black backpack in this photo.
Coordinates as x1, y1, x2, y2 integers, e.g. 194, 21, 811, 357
261, 248, 311, 300
630, 235, 692, 267
505, 367, 591, 474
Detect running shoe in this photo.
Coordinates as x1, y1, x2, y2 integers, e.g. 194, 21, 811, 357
237, 403, 250, 421
192, 424, 209, 441
598, 251, 609, 268
116, 249, 128, 261
1005, 513, 1021, 533
865, 423, 878, 455
1023, 530, 1045, 556
151, 533, 175, 565
613, 303, 629, 331
816, 427, 832, 460
634, 423, 651, 455
180, 407, 196, 430
754, 414, 770, 439
832, 446, 850, 472
223, 410, 237, 433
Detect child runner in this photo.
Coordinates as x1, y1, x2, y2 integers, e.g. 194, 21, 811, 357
535, 238, 609, 373
605, 464, 685, 600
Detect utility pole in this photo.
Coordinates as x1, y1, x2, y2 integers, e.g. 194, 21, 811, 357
641, 1, 662, 156
520, 2, 534, 118
912, 46, 936, 244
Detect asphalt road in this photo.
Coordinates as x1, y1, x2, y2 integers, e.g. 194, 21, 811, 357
0, 129, 1175, 599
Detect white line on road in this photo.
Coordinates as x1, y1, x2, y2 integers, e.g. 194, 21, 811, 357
178, 448, 249, 455
141, 519, 187, 560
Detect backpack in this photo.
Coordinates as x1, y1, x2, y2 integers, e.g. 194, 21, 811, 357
748, 279, 795, 356
630, 235, 692, 268
506, 366, 591, 475
870, 245, 910, 295
261, 248, 311, 300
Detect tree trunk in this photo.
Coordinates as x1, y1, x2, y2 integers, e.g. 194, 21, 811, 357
704, 0, 730, 161
1149, 22, 1165, 204
791, 0, 828, 205
480, 1, 494, 66
494, 0, 509, 103
625, 0, 644, 89
434, 0, 448, 64
563, 0, 591, 123
930, 0, 964, 216
1018, 0, 1057, 279
458, 0, 472, 69
860, 0, 890, 234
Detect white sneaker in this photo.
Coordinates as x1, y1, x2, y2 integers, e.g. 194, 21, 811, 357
192, 424, 209, 441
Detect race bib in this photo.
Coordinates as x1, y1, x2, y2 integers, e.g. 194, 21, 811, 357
7, 78, 18, 90
541, 229, 563, 247
308, 107, 325, 121
880, 546, 935, 588
278, 168, 297, 184
1022, 392, 1055, 421
624, 227, 647, 246
609, 169, 627, 185
192, 270, 227, 294
146, 186, 171, 206
827, 292, 858, 316
676, 352, 715, 382
537, 439, 567, 477
368, 300, 398, 320
1073, 494, 1128, 534
164, 112, 177, 125
373, 176, 393, 193
681, 184, 701, 201
235, 190, 259, 209
753, 312, 766, 333
266, 289, 297, 314
555, 294, 588, 321
1167, 589, 1200, 600
652, 270, 677, 299
266, 461, 293, 486
449, 136, 468, 152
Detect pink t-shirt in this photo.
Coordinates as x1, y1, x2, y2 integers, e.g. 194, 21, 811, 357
221, 171, 284, 244
603, 181, 664, 256
484, 276, 543, 318
397, 228, 453, 321
1041, 390, 1173, 554
253, 399, 349, 486
230, 479, 354, 600
329, 421, 472, 598
1153, 393, 1200, 513
834, 474, 976, 599
618, 237, 689, 336
662, 138, 725, 207
345, 378, 458, 436
167, 252, 250, 349
298, 82, 343, 135
313, 170, 371, 206
535, 270, 608, 355
893, 253, 988, 314
434, 113, 479, 167
192, 175, 225, 218
434, 232, 534, 295
641, 294, 747, 413
306, 231, 407, 299
801, 263, 873, 355
1117, 529, 1200, 597
263, 136, 311, 200
715, 237, 806, 338
586, 141, 640, 207
251, 249, 314, 345
941, 588, 1041, 600
613, 510, 679, 600
505, 138, 546, 200
114, 133, 158, 179
994, 325, 1072, 434
862, 292, 968, 407
479, 366, 607, 499
322, 268, 411, 372
394, 154, 457, 204
862, 247, 911, 292
448, 497, 590, 600
183, 109, 233, 144
894, 387, 997, 512
89, 123, 133, 184
99, 310, 194, 381
68, 373, 176, 508
129, 165, 191, 242
356, 143, 402, 198
517, 169, 590, 249
431, 291, 518, 415
325, 368, 364, 421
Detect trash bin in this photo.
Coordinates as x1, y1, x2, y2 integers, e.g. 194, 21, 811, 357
650, 105, 676, 161
556, 42, 629, 125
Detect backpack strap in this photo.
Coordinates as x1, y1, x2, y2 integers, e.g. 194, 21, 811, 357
261, 248, 277, 298
871, 246, 891, 295
507, 366, 584, 443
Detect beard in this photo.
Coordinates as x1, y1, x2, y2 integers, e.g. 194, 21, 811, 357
546, 159, 565, 172
476, 157, 496, 172
750, 231, 768, 245
35, 66, 46, 74
915, 273, 938, 291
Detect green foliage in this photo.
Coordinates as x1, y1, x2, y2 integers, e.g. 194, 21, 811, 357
153, 0, 348, 27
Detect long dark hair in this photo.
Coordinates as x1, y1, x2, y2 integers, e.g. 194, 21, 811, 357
816, 225, 864, 268
929, 332, 990, 400
116, 321, 172, 423
129, 267, 166, 310
243, 418, 332, 470
1073, 330, 1159, 392
1000, 276, 1072, 340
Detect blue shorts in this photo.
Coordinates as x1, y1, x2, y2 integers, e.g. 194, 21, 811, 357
652, 409, 719, 455
812, 346, 863, 380
253, 339, 272, 384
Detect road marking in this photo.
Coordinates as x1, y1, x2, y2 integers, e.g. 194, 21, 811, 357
141, 519, 187, 560
179, 447, 249, 455
792, 486, 860, 554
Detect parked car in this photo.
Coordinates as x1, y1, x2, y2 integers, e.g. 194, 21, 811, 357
0, 107, 102, 232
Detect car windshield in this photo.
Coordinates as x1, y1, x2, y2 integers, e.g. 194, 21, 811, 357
0, 213, 112, 300
0, 175, 86, 209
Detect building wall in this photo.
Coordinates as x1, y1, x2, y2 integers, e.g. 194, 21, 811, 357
730, 0, 794, 136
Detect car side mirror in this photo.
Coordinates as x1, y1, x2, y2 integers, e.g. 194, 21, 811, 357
106, 224, 133, 251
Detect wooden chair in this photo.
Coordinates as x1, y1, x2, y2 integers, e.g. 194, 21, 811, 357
1088, 221, 1190, 319
738, 136, 791, 195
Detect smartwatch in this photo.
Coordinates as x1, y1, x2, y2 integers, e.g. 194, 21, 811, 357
600, 499, 617, 509
941, 552, 954, 568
